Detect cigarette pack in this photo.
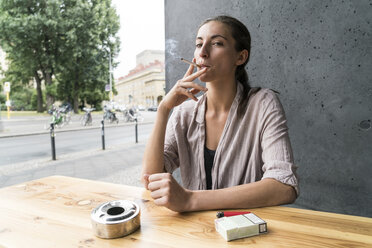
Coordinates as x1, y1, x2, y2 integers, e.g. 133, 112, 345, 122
214, 213, 267, 241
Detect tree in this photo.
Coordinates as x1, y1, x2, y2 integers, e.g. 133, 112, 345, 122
0, 0, 63, 112
1, 52, 38, 109
56, 0, 120, 113
0, 0, 120, 113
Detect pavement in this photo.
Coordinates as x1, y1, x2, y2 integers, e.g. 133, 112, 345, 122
0, 142, 147, 188
0, 111, 167, 189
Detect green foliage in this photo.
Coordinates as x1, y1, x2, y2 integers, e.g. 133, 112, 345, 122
45, 82, 57, 99
0, 93, 5, 111
0, 0, 63, 111
9, 87, 34, 110
56, 0, 120, 111
81, 88, 106, 111
0, 0, 120, 112
0, 93, 5, 103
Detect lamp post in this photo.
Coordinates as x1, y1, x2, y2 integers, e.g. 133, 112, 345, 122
4, 82, 10, 119
106, 37, 116, 102
109, 50, 113, 102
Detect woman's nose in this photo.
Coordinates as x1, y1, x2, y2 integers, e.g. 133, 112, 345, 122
199, 45, 209, 58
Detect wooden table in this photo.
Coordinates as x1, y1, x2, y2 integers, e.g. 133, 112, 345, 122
0, 176, 371, 247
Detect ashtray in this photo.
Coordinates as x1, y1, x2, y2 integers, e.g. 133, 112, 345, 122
91, 200, 140, 239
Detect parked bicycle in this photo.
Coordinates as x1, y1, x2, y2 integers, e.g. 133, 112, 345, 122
81, 107, 95, 126
59, 105, 73, 124
122, 107, 144, 122
59, 102, 73, 123
103, 105, 119, 124
44, 105, 72, 129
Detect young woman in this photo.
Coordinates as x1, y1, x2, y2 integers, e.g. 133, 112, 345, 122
141, 16, 298, 212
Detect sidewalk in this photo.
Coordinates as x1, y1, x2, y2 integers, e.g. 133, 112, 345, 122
0, 142, 149, 188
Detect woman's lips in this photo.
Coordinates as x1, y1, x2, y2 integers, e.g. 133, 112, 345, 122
200, 64, 211, 68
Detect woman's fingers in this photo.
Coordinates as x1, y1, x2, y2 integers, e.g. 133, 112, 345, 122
147, 179, 163, 191
183, 63, 195, 78
182, 58, 199, 78
183, 67, 207, 82
177, 81, 208, 93
177, 81, 207, 102
161, 61, 207, 109
154, 196, 169, 207
146, 173, 190, 212
150, 188, 166, 200
148, 173, 170, 181
148, 174, 170, 200
184, 88, 198, 101
142, 174, 150, 190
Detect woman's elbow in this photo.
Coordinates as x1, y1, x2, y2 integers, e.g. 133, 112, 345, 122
283, 185, 297, 204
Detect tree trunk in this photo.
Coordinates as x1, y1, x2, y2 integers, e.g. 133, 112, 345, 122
73, 68, 80, 113
45, 71, 54, 110
73, 93, 79, 113
73, 79, 80, 113
34, 71, 44, 113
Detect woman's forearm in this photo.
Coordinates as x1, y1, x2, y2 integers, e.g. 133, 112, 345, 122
141, 64, 207, 185
188, 179, 296, 211
141, 103, 171, 180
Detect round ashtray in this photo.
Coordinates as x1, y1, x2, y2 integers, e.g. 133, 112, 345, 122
91, 200, 140, 239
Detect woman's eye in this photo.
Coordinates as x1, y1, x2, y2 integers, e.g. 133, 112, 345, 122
195, 43, 202, 48
213, 42, 223, 46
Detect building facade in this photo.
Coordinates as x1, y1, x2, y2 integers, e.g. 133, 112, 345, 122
115, 50, 165, 108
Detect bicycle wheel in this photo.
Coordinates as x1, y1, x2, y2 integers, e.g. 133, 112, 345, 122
64, 113, 72, 125
81, 115, 88, 126
123, 112, 130, 122
109, 114, 114, 124
87, 114, 92, 125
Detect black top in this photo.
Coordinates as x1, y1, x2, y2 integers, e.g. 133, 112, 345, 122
204, 146, 216, 190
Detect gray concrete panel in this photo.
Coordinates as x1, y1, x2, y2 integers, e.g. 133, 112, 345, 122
165, 0, 372, 217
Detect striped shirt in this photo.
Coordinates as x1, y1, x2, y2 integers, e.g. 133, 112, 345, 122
163, 84, 299, 196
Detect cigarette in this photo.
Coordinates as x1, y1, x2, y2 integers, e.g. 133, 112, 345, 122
180, 58, 201, 68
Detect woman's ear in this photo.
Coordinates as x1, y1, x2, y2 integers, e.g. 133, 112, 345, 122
236, 49, 249, 66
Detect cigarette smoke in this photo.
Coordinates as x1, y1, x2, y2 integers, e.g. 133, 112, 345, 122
165, 38, 180, 60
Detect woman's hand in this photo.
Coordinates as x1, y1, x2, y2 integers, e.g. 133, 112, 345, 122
160, 60, 208, 111
146, 173, 193, 212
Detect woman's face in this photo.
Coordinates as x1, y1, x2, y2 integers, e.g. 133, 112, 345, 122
194, 21, 242, 83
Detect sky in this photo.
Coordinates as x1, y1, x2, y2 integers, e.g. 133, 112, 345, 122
111, 0, 165, 78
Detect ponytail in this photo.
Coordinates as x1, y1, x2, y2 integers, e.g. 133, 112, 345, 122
236, 65, 251, 119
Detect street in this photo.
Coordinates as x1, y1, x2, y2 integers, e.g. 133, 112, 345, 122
0, 111, 167, 188
0, 123, 153, 166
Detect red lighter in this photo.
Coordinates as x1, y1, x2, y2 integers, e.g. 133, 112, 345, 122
216, 211, 251, 218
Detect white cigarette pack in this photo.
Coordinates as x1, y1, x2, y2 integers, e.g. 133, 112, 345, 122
214, 213, 267, 241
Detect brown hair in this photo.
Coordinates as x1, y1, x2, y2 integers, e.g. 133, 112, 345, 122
199, 16, 252, 118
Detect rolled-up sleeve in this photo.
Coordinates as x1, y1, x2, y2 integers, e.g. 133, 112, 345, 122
260, 92, 299, 196
163, 109, 180, 174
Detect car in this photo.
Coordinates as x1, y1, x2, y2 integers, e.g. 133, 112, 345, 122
147, 106, 157, 112
137, 105, 146, 111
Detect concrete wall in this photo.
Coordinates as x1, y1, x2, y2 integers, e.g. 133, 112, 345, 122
164, 0, 372, 217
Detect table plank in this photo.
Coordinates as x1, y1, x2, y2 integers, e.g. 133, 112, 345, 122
0, 176, 371, 248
